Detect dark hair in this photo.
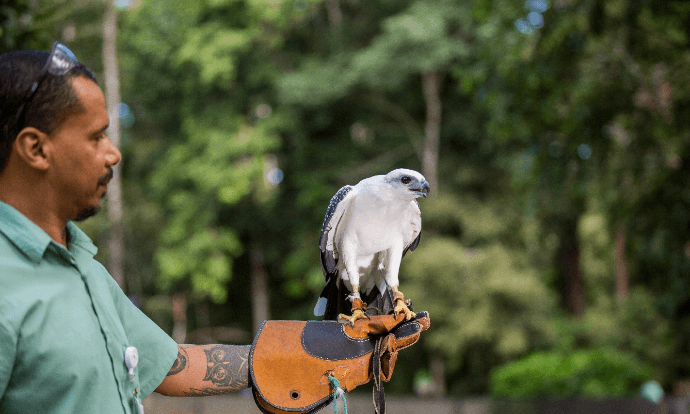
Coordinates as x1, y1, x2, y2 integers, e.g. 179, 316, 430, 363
0, 48, 98, 174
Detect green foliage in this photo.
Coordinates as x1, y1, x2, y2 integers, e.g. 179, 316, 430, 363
280, 0, 472, 105
6, 0, 690, 397
574, 289, 673, 382
1, 0, 100, 53
401, 193, 556, 393
578, 212, 614, 295
491, 348, 652, 398
0, 1, 33, 52
120, 0, 282, 303
492, 285, 673, 398
351, 0, 471, 85
404, 238, 555, 363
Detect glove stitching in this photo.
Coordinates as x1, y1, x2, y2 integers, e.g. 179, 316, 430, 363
392, 321, 422, 351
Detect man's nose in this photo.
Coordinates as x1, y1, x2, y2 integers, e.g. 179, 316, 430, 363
105, 136, 122, 166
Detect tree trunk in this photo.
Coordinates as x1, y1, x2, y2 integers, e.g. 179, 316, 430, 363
171, 294, 187, 343
325, 0, 343, 49
615, 224, 629, 299
564, 244, 584, 316
325, 0, 343, 29
560, 219, 584, 316
422, 70, 445, 396
422, 71, 441, 193
430, 355, 446, 397
251, 242, 270, 335
102, 1, 126, 291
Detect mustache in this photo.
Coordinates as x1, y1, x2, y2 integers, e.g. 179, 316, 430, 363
98, 168, 114, 187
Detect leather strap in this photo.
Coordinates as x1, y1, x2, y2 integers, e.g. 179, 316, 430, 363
372, 337, 385, 414
350, 297, 367, 312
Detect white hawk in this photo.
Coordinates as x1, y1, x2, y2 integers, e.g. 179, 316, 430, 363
314, 168, 430, 324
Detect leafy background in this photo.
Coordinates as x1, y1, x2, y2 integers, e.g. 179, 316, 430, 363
2, 0, 689, 398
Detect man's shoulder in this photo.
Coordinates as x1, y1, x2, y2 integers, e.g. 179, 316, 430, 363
0, 232, 36, 330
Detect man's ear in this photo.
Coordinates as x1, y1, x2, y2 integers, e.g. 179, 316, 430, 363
13, 127, 51, 171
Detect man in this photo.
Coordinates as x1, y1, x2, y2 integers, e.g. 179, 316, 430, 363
0, 43, 426, 414
0, 43, 254, 413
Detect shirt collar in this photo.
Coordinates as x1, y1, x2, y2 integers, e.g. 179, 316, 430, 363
66, 221, 98, 256
0, 201, 98, 262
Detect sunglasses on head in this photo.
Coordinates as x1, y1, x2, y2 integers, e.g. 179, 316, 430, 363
13, 41, 79, 133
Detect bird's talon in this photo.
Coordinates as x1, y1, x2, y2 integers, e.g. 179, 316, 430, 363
338, 309, 368, 326
394, 299, 415, 321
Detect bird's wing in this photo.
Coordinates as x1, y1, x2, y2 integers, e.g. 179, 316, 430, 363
402, 199, 422, 257
315, 185, 358, 317
318, 185, 358, 278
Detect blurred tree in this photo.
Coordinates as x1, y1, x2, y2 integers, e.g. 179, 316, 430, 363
0, 0, 36, 52
465, 0, 689, 389
8, 0, 688, 397
102, 0, 125, 290
118, 0, 335, 340
274, 0, 559, 395
120, 0, 282, 321
491, 347, 652, 398
1, 0, 106, 53
402, 194, 556, 394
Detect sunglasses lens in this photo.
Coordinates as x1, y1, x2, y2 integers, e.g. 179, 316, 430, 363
48, 43, 78, 76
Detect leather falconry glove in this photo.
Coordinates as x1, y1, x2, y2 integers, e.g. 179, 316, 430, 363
249, 311, 430, 414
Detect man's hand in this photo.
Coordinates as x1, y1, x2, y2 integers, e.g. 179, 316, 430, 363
155, 344, 251, 397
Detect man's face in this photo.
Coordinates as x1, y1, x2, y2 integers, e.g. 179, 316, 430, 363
46, 76, 121, 221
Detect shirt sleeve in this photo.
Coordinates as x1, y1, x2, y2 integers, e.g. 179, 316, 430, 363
105, 276, 179, 399
0, 312, 17, 399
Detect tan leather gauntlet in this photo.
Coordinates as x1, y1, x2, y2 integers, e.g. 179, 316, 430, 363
249, 312, 430, 414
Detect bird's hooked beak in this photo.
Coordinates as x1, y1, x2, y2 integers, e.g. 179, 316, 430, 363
412, 180, 431, 198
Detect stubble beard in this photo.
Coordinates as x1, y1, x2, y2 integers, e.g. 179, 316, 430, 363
73, 168, 113, 222
74, 204, 101, 222
74, 190, 105, 221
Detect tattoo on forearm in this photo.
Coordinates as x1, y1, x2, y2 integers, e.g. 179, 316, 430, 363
182, 345, 250, 396
167, 347, 188, 376
203, 345, 250, 387
184, 387, 237, 397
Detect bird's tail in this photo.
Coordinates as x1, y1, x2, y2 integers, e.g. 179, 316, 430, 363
314, 276, 338, 317
313, 297, 328, 317
314, 273, 340, 318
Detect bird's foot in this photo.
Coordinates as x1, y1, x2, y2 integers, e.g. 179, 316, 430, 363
393, 292, 415, 321
338, 308, 370, 327
338, 297, 370, 327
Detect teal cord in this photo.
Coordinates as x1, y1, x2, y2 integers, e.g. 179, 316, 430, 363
327, 374, 348, 414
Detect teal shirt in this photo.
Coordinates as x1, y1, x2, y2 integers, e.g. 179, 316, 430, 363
0, 202, 178, 413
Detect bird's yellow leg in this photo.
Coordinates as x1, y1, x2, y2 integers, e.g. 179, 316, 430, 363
338, 285, 370, 326
391, 286, 415, 321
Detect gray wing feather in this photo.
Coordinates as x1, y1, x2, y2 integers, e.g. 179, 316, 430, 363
319, 185, 356, 279
404, 231, 421, 256
402, 199, 422, 257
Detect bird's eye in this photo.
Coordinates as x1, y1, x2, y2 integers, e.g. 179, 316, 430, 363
401, 176, 411, 184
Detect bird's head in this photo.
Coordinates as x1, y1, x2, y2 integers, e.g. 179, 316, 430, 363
384, 169, 431, 199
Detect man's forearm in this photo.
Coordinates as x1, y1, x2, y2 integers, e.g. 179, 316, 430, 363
155, 344, 251, 397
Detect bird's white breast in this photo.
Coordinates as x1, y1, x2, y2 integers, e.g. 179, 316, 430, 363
335, 186, 420, 256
